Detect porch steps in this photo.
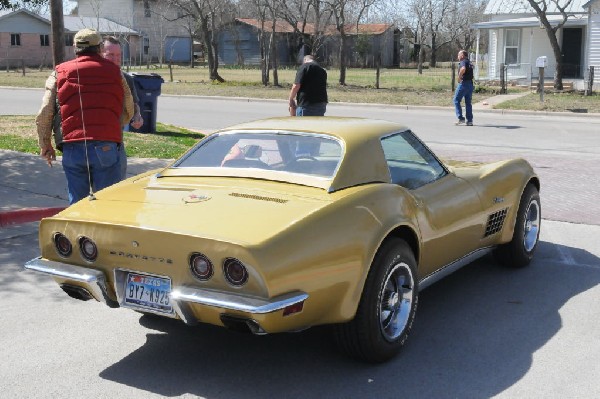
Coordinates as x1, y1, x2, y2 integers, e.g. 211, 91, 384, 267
530, 81, 574, 91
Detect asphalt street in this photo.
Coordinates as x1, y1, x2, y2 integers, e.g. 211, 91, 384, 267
1, 88, 600, 398
6, 87, 600, 225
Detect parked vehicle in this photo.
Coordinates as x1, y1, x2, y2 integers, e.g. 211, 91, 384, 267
25, 117, 541, 362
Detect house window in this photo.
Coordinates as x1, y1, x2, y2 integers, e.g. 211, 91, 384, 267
144, 0, 151, 17
504, 29, 520, 65
11, 33, 21, 46
64, 33, 74, 47
40, 34, 50, 46
144, 37, 149, 55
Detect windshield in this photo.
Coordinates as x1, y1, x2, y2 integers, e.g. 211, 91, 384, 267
173, 132, 343, 178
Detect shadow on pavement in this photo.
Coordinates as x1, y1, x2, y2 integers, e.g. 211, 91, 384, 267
98, 243, 600, 398
474, 124, 522, 129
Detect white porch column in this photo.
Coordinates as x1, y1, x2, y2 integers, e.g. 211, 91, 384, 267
529, 28, 534, 80
475, 29, 480, 79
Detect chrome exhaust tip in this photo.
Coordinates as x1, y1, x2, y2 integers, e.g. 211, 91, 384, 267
220, 314, 266, 335
60, 284, 94, 301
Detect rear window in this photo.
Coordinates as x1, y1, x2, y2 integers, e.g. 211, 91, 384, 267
173, 132, 343, 178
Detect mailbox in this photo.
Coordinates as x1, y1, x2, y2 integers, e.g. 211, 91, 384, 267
536, 56, 547, 68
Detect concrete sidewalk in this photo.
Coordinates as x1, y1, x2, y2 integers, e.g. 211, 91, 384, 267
0, 149, 171, 240
472, 92, 531, 110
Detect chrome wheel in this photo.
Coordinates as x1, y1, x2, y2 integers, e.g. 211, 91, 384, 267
493, 183, 541, 268
333, 238, 418, 362
379, 262, 415, 342
523, 199, 540, 253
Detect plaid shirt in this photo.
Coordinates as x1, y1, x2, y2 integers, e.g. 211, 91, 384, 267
36, 70, 134, 149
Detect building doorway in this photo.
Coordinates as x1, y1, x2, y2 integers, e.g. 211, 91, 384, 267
561, 28, 583, 78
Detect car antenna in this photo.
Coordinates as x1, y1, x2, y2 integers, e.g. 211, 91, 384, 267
75, 57, 96, 201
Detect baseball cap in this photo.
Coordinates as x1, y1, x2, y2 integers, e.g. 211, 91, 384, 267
74, 28, 101, 48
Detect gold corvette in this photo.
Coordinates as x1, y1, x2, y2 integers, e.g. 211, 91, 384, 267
25, 117, 541, 362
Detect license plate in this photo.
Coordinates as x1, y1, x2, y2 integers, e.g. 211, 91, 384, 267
124, 273, 173, 314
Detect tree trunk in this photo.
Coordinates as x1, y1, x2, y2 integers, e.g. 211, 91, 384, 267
418, 46, 425, 75
430, 33, 437, 68
190, 34, 195, 68
210, 37, 224, 82
550, 37, 563, 90
271, 29, 279, 86
260, 30, 268, 86
200, 16, 224, 82
528, 0, 564, 90
339, 33, 347, 85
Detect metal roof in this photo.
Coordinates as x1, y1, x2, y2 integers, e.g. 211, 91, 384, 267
484, 0, 588, 14
236, 18, 394, 36
472, 14, 588, 29
63, 16, 137, 34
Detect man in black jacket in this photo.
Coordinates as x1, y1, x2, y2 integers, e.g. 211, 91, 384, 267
288, 55, 328, 116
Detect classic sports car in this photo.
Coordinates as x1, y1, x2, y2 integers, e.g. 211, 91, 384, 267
25, 117, 541, 362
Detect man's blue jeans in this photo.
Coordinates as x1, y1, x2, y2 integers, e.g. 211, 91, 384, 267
119, 142, 128, 180
62, 141, 122, 204
296, 102, 327, 116
453, 80, 474, 122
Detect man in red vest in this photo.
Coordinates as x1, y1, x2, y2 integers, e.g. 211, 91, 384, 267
36, 28, 134, 204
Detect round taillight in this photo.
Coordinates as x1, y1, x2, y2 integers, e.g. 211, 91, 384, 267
223, 258, 248, 286
189, 253, 213, 280
79, 237, 98, 262
53, 233, 72, 257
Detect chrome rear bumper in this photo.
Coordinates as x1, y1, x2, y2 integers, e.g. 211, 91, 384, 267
24, 257, 308, 332
25, 257, 112, 305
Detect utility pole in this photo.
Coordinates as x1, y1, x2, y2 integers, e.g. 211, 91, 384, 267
50, 0, 65, 66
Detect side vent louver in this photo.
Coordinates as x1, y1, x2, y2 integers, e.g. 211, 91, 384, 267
485, 208, 508, 237
229, 193, 288, 204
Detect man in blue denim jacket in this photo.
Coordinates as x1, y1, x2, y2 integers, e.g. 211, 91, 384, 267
453, 50, 474, 126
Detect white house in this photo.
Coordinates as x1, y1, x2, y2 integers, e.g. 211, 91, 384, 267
472, 0, 600, 89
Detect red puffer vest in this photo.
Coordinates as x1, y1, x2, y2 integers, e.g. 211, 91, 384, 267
56, 54, 124, 143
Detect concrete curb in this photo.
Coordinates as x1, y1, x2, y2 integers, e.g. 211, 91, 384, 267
0, 207, 66, 227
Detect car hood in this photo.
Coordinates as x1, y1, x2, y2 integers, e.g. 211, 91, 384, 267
50, 172, 336, 246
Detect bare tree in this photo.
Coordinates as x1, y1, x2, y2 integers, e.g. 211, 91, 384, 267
249, 0, 272, 86
0, 0, 46, 10
408, 0, 459, 68
169, 0, 234, 82
451, 0, 487, 52
277, 0, 332, 64
324, 0, 378, 85
86, 0, 103, 30
144, 1, 184, 67
2, 0, 50, 13
409, 0, 429, 73
175, 13, 200, 68
527, 0, 574, 90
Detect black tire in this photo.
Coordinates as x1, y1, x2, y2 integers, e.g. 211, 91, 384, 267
333, 238, 418, 363
494, 183, 541, 268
